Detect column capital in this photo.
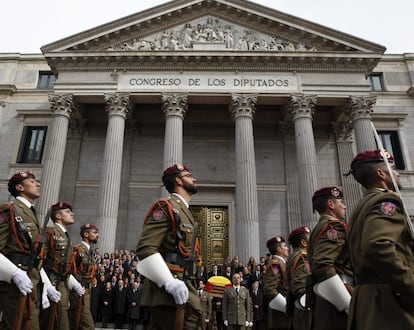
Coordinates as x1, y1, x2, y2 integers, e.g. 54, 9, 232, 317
162, 93, 188, 118
48, 93, 77, 118
229, 93, 257, 120
331, 121, 353, 142
104, 93, 131, 118
288, 94, 317, 120
346, 95, 376, 121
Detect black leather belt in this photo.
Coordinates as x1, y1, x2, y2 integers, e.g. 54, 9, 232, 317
8, 254, 35, 270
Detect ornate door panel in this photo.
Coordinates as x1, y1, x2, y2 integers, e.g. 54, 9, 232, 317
190, 206, 229, 273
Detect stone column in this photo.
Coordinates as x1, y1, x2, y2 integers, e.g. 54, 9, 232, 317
229, 94, 260, 263
346, 95, 377, 152
332, 121, 363, 217
162, 93, 187, 169
288, 94, 318, 227
38, 93, 76, 222
96, 93, 131, 253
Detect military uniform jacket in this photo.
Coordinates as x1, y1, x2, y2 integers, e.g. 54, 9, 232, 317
308, 214, 352, 329
222, 286, 252, 325
0, 200, 41, 293
263, 255, 289, 328
199, 290, 213, 321
347, 188, 414, 329
286, 248, 313, 330
43, 224, 73, 283
73, 241, 95, 287
136, 195, 201, 312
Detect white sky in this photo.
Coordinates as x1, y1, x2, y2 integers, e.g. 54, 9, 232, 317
3, 0, 413, 54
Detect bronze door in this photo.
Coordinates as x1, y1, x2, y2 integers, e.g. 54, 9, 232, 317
190, 206, 229, 273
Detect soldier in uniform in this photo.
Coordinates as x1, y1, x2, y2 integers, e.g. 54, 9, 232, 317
0, 171, 60, 329
198, 279, 213, 330
70, 223, 99, 330
308, 186, 352, 330
263, 236, 290, 330
41, 202, 85, 329
347, 150, 414, 329
286, 226, 313, 330
222, 273, 252, 330
136, 164, 202, 329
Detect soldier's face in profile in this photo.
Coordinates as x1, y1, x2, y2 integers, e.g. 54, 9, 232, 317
178, 172, 197, 194
332, 198, 346, 221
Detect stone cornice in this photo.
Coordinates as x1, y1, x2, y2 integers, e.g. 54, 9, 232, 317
44, 51, 382, 74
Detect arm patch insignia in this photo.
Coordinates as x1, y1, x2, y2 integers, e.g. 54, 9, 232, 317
152, 208, 163, 220
380, 202, 396, 216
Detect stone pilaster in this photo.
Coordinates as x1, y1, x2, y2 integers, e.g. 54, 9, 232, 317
229, 93, 260, 263
332, 121, 363, 217
96, 93, 131, 253
38, 93, 76, 222
288, 94, 318, 227
346, 95, 377, 152
162, 93, 187, 169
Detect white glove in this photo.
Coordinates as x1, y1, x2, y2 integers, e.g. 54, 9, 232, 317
165, 278, 188, 305
41, 288, 50, 309
73, 281, 85, 296
11, 268, 33, 295
205, 319, 209, 323
224, 320, 228, 326
68, 274, 85, 296
46, 285, 61, 303
245, 320, 250, 327
249, 321, 253, 327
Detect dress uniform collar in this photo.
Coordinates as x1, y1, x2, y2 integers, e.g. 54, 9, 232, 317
171, 193, 189, 208
16, 196, 33, 209
81, 240, 91, 250
55, 222, 68, 234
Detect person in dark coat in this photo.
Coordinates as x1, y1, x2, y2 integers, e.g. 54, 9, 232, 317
251, 281, 264, 330
127, 280, 143, 330
101, 282, 114, 328
113, 279, 128, 329
90, 277, 101, 322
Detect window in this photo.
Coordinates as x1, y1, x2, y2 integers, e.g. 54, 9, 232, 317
368, 73, 385, 91
378, 131, 405, 170
16, 126, 47, 164
37, 71, 55, 89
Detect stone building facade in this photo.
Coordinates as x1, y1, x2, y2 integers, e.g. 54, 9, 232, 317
1, 0, 414, 268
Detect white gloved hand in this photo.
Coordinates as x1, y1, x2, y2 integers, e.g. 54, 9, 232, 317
46, 285, 61, 303
11, 268, 33, 295
72, 281, 85, 296
41, 288, 50, 309
205, 319, 209, 323
245, 320, 250, 327
249, 321, 253, 327
224, 320, 229, 326
165, 278, 188, 305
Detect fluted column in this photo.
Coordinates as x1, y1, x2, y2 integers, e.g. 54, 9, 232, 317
96, 93, 131, 253
346, 95, 377, 152
229, 94, 260, 263
288, 94, 318, 227
38, 93, 76, 222
162, 93, 187, 168
332, 122, 363, 218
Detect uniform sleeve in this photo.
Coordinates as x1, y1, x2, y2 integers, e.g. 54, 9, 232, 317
0, 209, 11, 251
288, 254, 310, 297
136, 203, 172, 260
311, 222, 347, 282
361, 197, 414, 299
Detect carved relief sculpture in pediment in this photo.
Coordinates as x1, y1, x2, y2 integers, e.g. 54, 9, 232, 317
106, 16, 318, 52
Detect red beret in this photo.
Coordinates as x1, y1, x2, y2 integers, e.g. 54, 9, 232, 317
8, 171, 35, 191
288, 226, 311, 241
351, 149, 393, 170
51, 202, 72, 212
81, 224, 98, 232
312, 186, 343, 202
162, 163, 189, 181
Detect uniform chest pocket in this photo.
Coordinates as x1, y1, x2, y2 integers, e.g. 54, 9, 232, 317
178, 222, 193, 246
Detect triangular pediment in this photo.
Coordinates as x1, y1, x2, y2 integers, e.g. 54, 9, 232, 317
41, 0, 385, 74
42, 0, 385, 54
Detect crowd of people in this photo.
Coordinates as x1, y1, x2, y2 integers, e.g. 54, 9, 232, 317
0, 148, 413, 330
